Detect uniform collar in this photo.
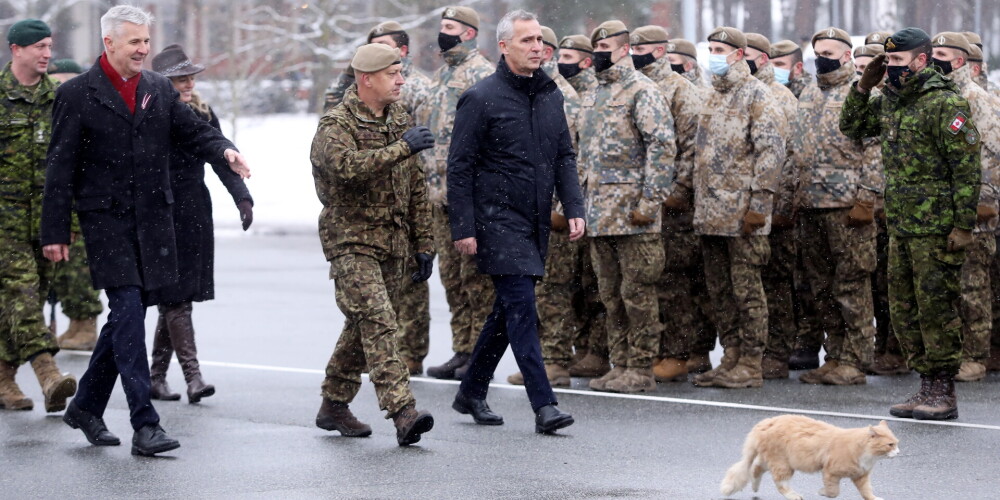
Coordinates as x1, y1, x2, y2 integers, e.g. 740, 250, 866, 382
0, 61, 55, 103
442, 39, 479, 67
711, 59, 752, 93
816, 59, 855, 89
639, 55, 673, 82
342, 85, 407, 126
596, 55, 635, 84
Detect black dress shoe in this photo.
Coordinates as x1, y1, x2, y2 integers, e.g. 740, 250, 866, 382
452, 392, 504, 425
132, 424, 180, 456
63, 401, 121, 446
535, 404, 574, 434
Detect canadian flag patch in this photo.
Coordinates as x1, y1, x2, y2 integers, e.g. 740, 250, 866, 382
948, 112, 967, 134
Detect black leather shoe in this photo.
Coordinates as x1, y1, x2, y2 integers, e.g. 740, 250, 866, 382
63, 401, 121, 446
535, 404, 574, 434
131, 424, 180, 456
452, 392, 504, 425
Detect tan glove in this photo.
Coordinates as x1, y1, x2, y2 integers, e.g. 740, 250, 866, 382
947, 228, 974, 252
628, 210, 656, 226
662, 193, 690, 213
846, 200, 875, 227
742, 211, 766, 235
551, 211, 568, 232
976, 204, 998, 224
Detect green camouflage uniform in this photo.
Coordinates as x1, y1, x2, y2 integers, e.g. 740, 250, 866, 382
0, 64, 59, 365
579, 56, 676, 370
840, 67, 982, 376
310, 85, 433, 416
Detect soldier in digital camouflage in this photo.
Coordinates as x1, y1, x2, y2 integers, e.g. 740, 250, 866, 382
310, 44, 436, 446
557, 34, 597, 95
770, 39, 814, 99
841, 27, 981, 421
667, 38, 708, 89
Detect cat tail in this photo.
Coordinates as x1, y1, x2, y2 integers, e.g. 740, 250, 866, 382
720, 431, 759, 495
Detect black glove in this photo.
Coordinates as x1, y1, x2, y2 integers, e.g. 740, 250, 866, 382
411, 253, 434, 283
237, 200, 253, 231
402, 126, 434, 154
858, 53, 886, 92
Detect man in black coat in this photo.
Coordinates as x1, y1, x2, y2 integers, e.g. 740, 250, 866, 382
447, 9, 585, 434
39, 6, 250, 456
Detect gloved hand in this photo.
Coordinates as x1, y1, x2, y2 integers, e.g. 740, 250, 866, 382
411, 253, 434, 283
742, 211, 766, 235
628, 209, 656, 226
846, 200, 875, 227
402, 126, 434, 154
551, 211, 568, 231
947, 228, 974, 252
977, 204, 998, 224
662, 193, 690, 213
858, 53, 886, 92
237, 200, 253, 231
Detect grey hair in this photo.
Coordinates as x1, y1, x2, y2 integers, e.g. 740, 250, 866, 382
100, 5, 155, 38
496, 9, 538, 43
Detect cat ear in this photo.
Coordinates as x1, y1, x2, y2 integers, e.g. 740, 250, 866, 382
878, 419, 888, 428
868, 425, 877, 437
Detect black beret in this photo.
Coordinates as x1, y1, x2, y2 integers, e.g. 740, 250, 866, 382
884, 27, 931, 53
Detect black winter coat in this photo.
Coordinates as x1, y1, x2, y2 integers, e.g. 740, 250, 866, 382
448, 57, 584, 277
41, 59, 237, 295
147, 106, 252, 305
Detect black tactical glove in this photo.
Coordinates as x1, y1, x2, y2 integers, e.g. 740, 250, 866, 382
411, 253, 434, 283
858, 53, 887, 93
237, 200, 253, 231
402, 126, 435, 155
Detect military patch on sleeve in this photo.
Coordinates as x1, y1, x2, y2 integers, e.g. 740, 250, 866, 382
967, 129, 979, 145
948, 111, 968, 135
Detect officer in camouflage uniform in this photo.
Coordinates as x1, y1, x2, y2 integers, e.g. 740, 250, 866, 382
931, 32, 1000, 382
0, 19, 77, 413
688, 27, 784, 389
310, 44, 436, 445
557, 35, 597, 95
579, 21, 676, 393
420, 7, 496, 380
841, 28, 981, 420
770, 40, 814, 99
667, 39, 708, 89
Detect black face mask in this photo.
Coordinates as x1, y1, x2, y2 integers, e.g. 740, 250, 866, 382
671, 63, 686, 74
592, 51, 614, 73
886, 64, 914, 89
558, 62, 583, 79
931, 58, 954, 75
856, 71, 864, 78
631, 53, 656, 70
438, 32, 463, 53
746, 59, 758, 74
814, 56, 842, 75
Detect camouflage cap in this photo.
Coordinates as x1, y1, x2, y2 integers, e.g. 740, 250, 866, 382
812, 27, 852, 48
631, 25, 669, 46
865, 31, 892, 45
7, 19, 51, 47
541, 26, 558, 50
968, 44, 984, 63
884, 27, 931, 53
962, 31, 983, 49
367, 21, 406, 43
854, 43, 885, 59
708, 26, 746, 50
351, 43, 401, 73
744, 32, 771, 54
932, 31, 972, 55
668, 38, 697, 58
560, 34, 593, 54
441, 6, 479, 31
591, 20, 629, 46
770, 39, 802, 59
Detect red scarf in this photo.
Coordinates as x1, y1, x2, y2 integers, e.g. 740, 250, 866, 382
99, 52, 141, 113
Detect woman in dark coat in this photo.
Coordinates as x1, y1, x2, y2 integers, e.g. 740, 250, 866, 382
147, 45, 253, 403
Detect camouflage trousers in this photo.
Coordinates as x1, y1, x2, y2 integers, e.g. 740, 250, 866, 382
0, 238, 58, 365
395, 255, 430, 363
959, 233, 996, 362
432, 205, 494, 354
793, 238, 824, 353
574, 245, 609, 357
989, 235, 1000, 360
798, 209, 877, 368
888, 235, 964, 376
590, 233, 664, 369
657, 229, 714, 360
873, 220, 901, 355
762, 228, 797, 362
536, 228, 585, 366
51, 237, 103, 320
322, 253, 414, 416
701, 235, 770, 357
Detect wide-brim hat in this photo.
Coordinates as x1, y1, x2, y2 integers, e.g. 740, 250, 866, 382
152, 44, 205, 78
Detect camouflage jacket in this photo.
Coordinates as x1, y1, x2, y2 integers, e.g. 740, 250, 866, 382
688, 60, 784, 237
840, 68, 981, 237
792, 61, 883, 210
0, 63, 56, 241
577, 56, 676, 236
566, 67, 598, 96
310, 85, 433, 261
755, 64, 798, 219
951, 65, 1000, 234
682, 65, 708, 89
417, 40, 493, 206
324, 58, 431, 117
543, 60, 582, 215
788, 71, 815, 99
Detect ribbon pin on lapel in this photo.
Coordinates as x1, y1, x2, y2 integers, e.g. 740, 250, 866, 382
141, 93, 151, 110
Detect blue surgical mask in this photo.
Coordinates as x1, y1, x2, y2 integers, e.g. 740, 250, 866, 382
709, 53, 732, 75
773, 67, 790, 85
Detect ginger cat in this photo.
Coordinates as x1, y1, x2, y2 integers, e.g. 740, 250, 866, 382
720, 415, 899, 500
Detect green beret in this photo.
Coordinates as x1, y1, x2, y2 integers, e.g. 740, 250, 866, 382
441, 6, 479, 31
962, 31, 983, 49
932, 32, 972, 55
368, 21, 405, 43
969, 44, 984, 63
630, 26, 669, 46
351, 43, 401, 73
591, 20, 629, 46
770, 40, 801, 59
540, 26, 558, 50
854, 43, 884, 59
812, 27, 852, 48
668, 38, 697, 59
744, 33, 771, 54
708, 26, 746, 50
7, 19, 51, 47
48, 58, 83, 74
559, 35, 593, 54
865, 31, 892, 45
884, 27, 931, 53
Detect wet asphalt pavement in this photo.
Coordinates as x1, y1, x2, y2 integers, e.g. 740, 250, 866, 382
2, 233, 998, 499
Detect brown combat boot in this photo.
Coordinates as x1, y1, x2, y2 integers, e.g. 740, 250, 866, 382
799, 360, 839, 385
569, 352, 611, 378
588, 365, 626, 391
710, 353, 764, 389
912, 373, 958, 420
686, 353, 712, 374
403, 358, 423, 376
57, 317, 98, 351
392, 405, 434, 446
693, 347, 739, 387
761, 356, 789, 379
820, 363, 867, 385
0, 360, 33, 411
955, 361, 986, 382
30, 353, 77, 413
315, 399, 372, 437
507, 364, 571, 387
605, 368, 657, 393
652, 358, 688, 382
889, 374, 933, 418
868, 352, 909, 376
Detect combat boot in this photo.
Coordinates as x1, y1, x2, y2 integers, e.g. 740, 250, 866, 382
867, 352, 909, 375
426, 352, 470, 379
507, 364, 572, 387
711, 353, 764, 389
571, 349, 588, 367
912, 373, 958, 420
955, 361, 986, 382
30, 353, 77, 412
799, 360, 839, 385
403, 358, 423, 376
686, 353, 712, 374
788, 347, 820, 370
315, 399, 372, 437
391, 405, 434, 446
820, 363, 867, 385
588, 365, 626, 391
0, 360, 33, 411
569, 352, 610, 378
652, 358, 688, 382
604, 368, 657, 393
889, 374, 933, 418
693, 347, 739, 387
761, 355, 789, 379
57, 317, 98, 351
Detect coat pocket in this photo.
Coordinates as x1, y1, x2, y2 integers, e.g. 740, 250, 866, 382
74, 195, 112, 212
164, 189, 174, 205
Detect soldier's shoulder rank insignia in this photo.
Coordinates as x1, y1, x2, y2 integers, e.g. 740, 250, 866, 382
948, 111, 968, 135
966, 129, 979, 145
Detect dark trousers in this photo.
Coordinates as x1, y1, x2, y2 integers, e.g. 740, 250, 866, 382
460, 275, 557, 412
74, 286, 159, 430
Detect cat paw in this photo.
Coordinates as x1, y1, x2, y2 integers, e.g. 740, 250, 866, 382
818, 488, 838, 498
